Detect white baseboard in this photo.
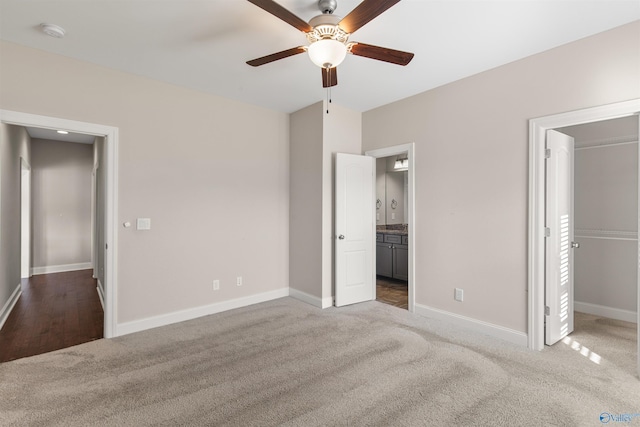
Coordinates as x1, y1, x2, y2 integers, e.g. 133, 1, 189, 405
96, 280, 105, 311
575, 301, 637, 324
115, 287, 289, 337
289, 288, 333, 309
0, 283, 22, 331
414, 303, 528, 347
32, 262, 92, 275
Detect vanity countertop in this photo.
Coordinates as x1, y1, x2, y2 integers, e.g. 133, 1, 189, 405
376, 228, 408, 236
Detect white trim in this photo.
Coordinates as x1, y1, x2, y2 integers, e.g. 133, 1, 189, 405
116, 288, 289, 337
289, 287, 333, 308
575, 301, 637, 324
96, 279, 105, 311
575, 229, 637, 240
322, 297, 333, 309
20, 158, 31, 279
414, 303, 528, 347
365, 143, 415, 313
0, 283, 21, 331
575, 138, 637, 150
0, 109, 119, 339
31, 262, 92, 275
528, 99, 640, 353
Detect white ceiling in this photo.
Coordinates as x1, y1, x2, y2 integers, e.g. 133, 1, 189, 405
1, 1, 638, 113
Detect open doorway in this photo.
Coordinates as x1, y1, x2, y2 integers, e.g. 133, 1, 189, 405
0, 109, 118, 339
553, 116, 638, 374
1, 126, 105, 362
375, 154, 409, 309
528, 99, 640, 378
366, 143, 415, 312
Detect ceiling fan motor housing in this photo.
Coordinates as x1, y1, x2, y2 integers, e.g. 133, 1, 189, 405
307, 14, 348, 43
318, 0, 337, 14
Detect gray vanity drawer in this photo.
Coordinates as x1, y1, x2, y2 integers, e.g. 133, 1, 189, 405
402, 235, 409, 245
376, 233, 384, 242
384, 234, 402, 244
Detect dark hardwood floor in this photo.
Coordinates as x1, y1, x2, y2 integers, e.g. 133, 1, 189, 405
0, 269, 103, 363
376, 276, 408, 309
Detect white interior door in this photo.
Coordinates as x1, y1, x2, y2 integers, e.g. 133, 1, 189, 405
545, 130, 575, 345
335, 153, 374, 307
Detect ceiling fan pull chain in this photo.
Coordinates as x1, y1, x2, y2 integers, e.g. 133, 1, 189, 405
325, 67, 330, 114
326, 87, 330, 114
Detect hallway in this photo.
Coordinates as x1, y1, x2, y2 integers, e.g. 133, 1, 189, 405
0, 270, 103, 363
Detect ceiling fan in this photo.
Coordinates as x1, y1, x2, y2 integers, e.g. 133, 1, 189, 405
246, 0, 414, 88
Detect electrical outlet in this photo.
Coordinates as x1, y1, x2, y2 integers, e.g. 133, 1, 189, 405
236, 276, 242, 286
455, 288, 463, 302
213, 280, 220, 291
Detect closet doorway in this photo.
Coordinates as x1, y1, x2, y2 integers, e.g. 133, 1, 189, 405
558, 116, 638, 375
528, 99, 640, 378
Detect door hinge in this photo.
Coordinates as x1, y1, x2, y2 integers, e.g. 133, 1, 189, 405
545, 306, 550, 316
545, 149, 551, 158
544, 227, 550, 237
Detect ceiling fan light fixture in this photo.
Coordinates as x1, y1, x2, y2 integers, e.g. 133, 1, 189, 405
308, 39, 347, 68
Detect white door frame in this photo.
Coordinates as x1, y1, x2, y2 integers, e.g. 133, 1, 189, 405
20, 158, 31, 279
1, 109, 119, 338
528, 100, 640, 362
365, 142, 415, 312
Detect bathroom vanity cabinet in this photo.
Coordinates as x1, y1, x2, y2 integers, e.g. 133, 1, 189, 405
376, 233, 408, 281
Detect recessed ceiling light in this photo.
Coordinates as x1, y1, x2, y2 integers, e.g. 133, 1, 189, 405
40, 23, 66, 39
57, 130, 69, 134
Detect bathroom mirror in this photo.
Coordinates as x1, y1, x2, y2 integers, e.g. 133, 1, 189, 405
376, 155, 408, 226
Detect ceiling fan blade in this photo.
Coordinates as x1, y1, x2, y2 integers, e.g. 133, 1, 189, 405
247, 46, 306, 66
322, 67, 338, 88
247, 0, 312, 33
338, 0, 401, 34
349, 42, 414, 66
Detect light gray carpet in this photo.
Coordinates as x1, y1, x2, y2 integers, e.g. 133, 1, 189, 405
1, 298, 638, 426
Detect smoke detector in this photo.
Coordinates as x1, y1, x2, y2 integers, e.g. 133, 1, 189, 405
40, 23, 66, 38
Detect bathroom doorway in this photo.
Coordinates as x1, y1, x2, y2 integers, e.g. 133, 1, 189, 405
366, 143, 415, 312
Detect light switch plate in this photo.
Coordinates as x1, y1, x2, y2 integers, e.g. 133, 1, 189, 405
137, 218, 151, 230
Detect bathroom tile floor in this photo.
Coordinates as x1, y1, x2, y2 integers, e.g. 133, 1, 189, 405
376, 276, 408, 310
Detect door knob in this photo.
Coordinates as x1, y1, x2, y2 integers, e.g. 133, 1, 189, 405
338, 235, 345, 240
571, 242, 580, 249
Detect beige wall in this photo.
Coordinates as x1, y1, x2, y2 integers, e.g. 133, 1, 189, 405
31, 139, 93, 270
0, 41, 289, 324
289, 102, 362, 304
362, 21, 640, 333
0, 124, 31, 313
289, 103, 324, 299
